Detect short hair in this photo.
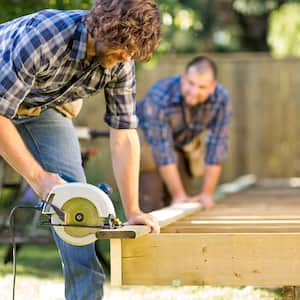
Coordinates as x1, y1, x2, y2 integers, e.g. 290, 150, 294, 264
87, 0, 161, 61
185, 56, 217, 79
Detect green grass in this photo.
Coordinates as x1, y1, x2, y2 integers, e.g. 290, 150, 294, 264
0, 244, 63, 279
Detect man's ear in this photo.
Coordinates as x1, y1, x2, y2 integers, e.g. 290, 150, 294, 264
210, 80, 217, 93
87, 34, 97, 58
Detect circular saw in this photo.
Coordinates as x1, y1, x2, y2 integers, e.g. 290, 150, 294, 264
42, 182, 121, 246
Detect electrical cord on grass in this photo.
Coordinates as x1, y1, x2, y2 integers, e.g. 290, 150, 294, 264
7, 202, 44, 300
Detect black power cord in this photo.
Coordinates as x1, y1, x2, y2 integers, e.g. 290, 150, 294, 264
7, 202, 45, 300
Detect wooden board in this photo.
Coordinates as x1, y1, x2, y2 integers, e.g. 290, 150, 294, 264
120, 233, 300, 286
110, 179, 300, 286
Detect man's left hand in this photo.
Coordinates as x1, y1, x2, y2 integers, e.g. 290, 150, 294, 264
198, 193, 214, 209
127, 211, 160, 234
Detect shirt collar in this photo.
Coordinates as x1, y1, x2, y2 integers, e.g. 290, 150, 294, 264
170, 75, 183, 104
208, 84, 219, 103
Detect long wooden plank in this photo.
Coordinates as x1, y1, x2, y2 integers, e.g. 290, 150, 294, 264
162, 226, 300, 233
95, 225, 150, 239
183, 215, 300, 220
170, 219, 300, 225
97, 203, 201, 239
214, 174, 256, 200
120, 233, 300, 286
110, 239, 122, 286
103, 174, 257, 239
150, 202, 201, 228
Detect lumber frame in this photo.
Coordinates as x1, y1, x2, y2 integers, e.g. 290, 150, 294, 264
101, 174, 256, 239
110, 174, 258, 286
117, 233, 300, 286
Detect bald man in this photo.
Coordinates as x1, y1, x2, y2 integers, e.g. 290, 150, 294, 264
137, 56, 232, 212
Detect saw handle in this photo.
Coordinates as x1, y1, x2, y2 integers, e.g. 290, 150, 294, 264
59, 173, 77, 183
59, 173, 113, 195
97, 183, 113, 195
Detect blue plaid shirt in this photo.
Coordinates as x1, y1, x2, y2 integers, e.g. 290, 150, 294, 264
0, 9, 137, 129
137, 75, 232, 165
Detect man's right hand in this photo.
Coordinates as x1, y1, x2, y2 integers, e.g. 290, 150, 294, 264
171, 194, 189, 205
29, 171, 66, 200
0, 116, 66, 200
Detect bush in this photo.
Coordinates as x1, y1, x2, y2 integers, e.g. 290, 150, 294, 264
268, 3, 300, 58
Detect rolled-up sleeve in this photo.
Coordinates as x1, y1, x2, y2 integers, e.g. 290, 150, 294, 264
205, 91, 232, 165
104, 61, 138, 129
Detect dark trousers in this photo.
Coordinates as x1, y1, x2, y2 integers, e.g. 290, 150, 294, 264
139, 152, 199, 213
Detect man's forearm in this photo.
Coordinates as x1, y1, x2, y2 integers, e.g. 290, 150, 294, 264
201, 164, 222, 196
0, 115, 44, 183
0, 115, 65, 198
159, 163, 186, 198
110, 128, 141, 217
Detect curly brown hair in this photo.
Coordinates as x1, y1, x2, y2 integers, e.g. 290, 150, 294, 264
87, 0, 161, 61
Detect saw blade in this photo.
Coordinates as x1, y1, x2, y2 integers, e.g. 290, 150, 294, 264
49, 182, 116, 246
62, 197, 103, 237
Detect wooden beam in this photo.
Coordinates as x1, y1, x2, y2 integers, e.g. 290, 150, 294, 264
110, 239, 122, 286
119, 233, 300, 286
258, 177, 300, 189
162, 225, 300, 233
171, 219, 300, 225
150, 202, 201, 228
282, 286, 300, 300
183, 215, 300, 220
214, 174, 256, 200
96, 225, 150, 239
96, 203, 201, 239
98, 174, 257, 240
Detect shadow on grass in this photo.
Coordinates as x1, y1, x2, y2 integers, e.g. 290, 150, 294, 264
0, 244, 62, 279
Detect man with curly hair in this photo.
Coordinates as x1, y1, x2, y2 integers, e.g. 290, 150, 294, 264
0, 0, 161, 299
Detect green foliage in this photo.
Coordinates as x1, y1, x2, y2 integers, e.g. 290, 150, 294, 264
156, 0, 220, 54
268, 3, 300, 57
47, 0, 93, 10
157, 0, 201, 54
233, 0, 277, 16
4, 1, 300, 59
0, 0, 93, 23
0, 0, 47, 22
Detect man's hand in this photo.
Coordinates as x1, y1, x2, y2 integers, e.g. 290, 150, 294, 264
29, 171, 66, 200
197, 193, 214, 209
183, 193, 214, 209
171, 193, 214, 209
171, 194, 189, 205
0, 116, 67, 200
127, 211, 160, 234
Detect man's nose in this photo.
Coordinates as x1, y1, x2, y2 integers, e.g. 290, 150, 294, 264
190, 85, 198, 96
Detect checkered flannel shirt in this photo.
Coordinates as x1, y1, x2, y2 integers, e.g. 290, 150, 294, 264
0, 9, 137, 129
137, 75, 232, 165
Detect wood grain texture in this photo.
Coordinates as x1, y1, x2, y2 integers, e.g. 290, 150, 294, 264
121, 233, 300, 286
111, 182, 300, 286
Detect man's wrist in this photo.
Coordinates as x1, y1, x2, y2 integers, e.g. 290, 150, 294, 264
25, 166, 46, 185
199, 192, 213, 198
124, 207, 142, 218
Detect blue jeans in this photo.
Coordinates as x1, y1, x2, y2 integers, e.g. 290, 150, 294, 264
13, 109, 105, 300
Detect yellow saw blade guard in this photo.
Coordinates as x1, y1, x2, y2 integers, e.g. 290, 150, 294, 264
48, 182, 116, 246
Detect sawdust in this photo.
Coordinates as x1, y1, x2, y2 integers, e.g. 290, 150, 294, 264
0, 275, 281, 300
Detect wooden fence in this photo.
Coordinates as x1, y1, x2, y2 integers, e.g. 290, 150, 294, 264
75, 53, 300, 183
